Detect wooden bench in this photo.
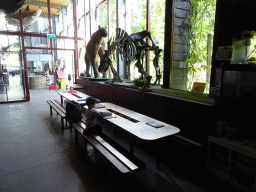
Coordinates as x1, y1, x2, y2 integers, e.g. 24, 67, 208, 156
72, 121, 145, 174
172, 134, 202, 147
46, 100, 66, 131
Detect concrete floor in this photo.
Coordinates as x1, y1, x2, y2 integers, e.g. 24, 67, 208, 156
0, 89, 246, 192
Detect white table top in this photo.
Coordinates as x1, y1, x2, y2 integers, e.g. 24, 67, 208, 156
95, 102, 180, 141
57, 90, 91, 105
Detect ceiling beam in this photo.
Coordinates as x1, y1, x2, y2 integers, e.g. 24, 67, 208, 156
28, 1, 66, 11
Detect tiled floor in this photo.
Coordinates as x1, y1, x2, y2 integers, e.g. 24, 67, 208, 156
0, 89, 246, 192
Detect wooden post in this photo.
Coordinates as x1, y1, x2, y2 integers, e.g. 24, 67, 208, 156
108, 0, 112, 78
206, 34, 212, 92
146, 0, 151, 74
163, 0, 174, 88
73, 0, 79, 82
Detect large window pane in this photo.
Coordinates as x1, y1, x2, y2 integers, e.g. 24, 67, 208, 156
127, 0, 147, 81
77, 0, 86, 38
57, 50, 75, 84
150, 0, 165, 85
172, 0, 216, 93
97, 0, 108, 29
127, 0, 146, 34
78, 40, 86, 75
0, 14, 20, 32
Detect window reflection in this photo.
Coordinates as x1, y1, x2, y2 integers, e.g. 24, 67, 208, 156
0, 13, 20, 32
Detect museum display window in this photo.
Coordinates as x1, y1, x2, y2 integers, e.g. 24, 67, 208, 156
0, 14, 20, 32
0, 0, 220, 104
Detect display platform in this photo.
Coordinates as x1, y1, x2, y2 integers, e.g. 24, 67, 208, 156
79, 76, 110, 81
105, 81, 162, 91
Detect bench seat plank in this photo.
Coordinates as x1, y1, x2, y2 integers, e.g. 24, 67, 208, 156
72, 122, 144, 174
46, 100, 66, 130
174, 134, 202, 147
72, 122, 130, 173
85, 135, 131, 173
93, 135, 139, 171
46, 100, 66, 117
54, 99, 66, 110
51, 100, 66, 114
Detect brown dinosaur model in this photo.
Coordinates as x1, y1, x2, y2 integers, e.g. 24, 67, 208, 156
84, 26, 107, 78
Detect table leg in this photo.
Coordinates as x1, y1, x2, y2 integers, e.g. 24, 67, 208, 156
130, 135, 135, 155
5, 85, 8, 101
156, 140, 159, 166
156, 140, 162, 166
61, 117, 64, 132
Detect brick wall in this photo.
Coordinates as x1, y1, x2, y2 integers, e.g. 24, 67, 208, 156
172, 0, 192, 90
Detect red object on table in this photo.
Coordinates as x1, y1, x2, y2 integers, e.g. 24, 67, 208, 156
49, 84, 57, 90
62, 90, 77, 94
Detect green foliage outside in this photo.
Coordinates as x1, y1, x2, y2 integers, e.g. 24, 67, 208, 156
129, 0, 165, 84
247, 36, 256, 63
187, 0, 216, 90
0, 35, 21, 68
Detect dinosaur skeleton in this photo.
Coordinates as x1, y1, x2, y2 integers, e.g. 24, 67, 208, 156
98, 28, 162, 88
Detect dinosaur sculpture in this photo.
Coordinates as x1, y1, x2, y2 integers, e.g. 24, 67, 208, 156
84, 26, 108, 78
5, 5, 42, 26
0, 0, 30, 14
98, 28, 162, 88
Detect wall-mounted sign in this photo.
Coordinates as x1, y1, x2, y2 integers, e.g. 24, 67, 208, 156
47, 34, 56, 38
192, 82, 206, 93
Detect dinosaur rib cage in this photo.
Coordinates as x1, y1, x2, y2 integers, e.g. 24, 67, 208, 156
108, 28, 137, 64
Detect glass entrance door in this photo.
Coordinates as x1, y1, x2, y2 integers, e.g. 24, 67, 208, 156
2, 53, 26, 101
0, 34, 26, 102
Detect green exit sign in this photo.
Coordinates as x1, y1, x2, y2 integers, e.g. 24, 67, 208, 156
47, 34, 56, 38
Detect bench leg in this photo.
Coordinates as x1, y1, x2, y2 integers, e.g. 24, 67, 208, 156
75, 129, 78, 145
50, 106, 53, 116
114, 127, 117, 136
61, 96, 63, 105
130, 135, 135, 156
69, 122, 73, 135
156, 140, 162, 166
61, 117, 64, 132
84, 139, 88, 151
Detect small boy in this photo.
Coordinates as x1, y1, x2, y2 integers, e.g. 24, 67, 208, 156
83, 97, 112, 135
